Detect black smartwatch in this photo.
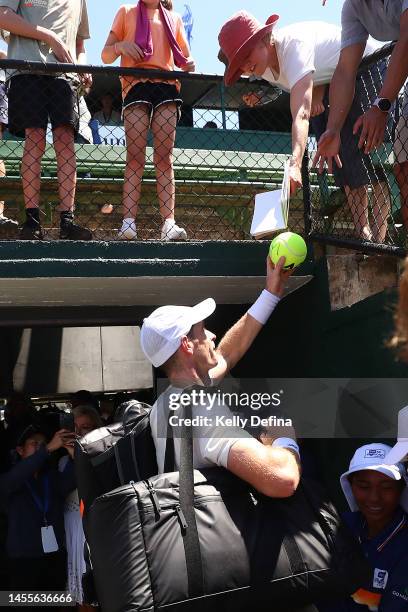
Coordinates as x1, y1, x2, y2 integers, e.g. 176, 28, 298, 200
372, 97, 392, 113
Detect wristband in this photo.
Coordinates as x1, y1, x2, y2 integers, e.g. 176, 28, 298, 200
272, 437, 300, 458
247, 289, 280, 325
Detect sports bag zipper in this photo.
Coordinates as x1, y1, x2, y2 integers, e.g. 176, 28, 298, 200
145, 480, 161, 516
174, 504, 188, 531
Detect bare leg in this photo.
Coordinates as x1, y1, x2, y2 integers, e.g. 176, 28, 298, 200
371, 181, 391, 244
150, 103, 177, 221
123, 104, 150, 220
344, 185, 372, 241
21, 127, 46, 209
0, 158, 5, 217
394, 161, 408, 231
0, 125, 4, 216
53, 125, 76, 212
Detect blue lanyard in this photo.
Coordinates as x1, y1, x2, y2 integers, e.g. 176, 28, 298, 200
26, 473, 50, 526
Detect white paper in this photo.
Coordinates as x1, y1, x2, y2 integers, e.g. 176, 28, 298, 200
250, 159, 291, 239
281, 158, 290, 221
250, 190, 286, 238
41, 525, 59, 553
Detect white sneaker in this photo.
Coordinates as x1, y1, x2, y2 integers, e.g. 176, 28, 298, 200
118, 219, 137, 240
161, 220, 187, 241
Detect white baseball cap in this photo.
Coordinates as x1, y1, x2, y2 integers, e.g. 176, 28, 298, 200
384, 406, 408, 465
340, 443, 408, 512
140, 298, 216, 367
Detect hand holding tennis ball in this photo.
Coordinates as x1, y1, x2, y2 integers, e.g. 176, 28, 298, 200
269, 232, 307, 270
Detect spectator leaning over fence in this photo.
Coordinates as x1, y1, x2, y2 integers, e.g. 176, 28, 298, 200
101, 0, 195, 241
140, 256, 301, 501
218, 12, 391, 243
92, 93, 122, 126
0, 0, 93, 241
0, 46, 18, 236
314, 0, 408, 236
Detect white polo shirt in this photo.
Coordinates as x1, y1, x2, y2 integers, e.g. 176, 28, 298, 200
150, 385, 252, 473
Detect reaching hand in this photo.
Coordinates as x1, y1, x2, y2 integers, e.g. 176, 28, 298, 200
265, 255, 293, 297
353, 107, 388, 154
288, 159, 303, 196
312, 129, 342, 174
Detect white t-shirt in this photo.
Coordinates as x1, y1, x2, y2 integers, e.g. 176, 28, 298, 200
262, 21, 381, 92
150, 385, 252, 474
92, 109, 122, 126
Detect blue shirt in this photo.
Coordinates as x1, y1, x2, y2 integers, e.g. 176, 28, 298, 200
0, 446, 76, 558
341, 0, 408, 49
319, 508, 408, 611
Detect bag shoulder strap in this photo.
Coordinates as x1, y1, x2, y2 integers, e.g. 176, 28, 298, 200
164, 407, 175, 473
179, 400, 205, 598
162, 391, 204, 598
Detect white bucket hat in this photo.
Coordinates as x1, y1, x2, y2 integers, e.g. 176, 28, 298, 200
140, 298, 216, 368
340, 443, 408, 513
384, 406, 408, 465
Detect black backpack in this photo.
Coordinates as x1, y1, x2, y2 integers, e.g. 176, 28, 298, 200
74, 400, 158, 520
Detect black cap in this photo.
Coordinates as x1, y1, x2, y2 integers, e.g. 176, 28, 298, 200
16, 424, 46, 447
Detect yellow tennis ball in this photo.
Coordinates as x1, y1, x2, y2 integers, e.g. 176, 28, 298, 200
269, 232, 307, 270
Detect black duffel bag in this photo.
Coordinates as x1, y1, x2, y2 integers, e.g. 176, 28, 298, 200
74, 400, 158, 518
86, 406, 371, 612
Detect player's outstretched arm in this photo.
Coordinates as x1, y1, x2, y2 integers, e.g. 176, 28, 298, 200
210, 257, 290, 384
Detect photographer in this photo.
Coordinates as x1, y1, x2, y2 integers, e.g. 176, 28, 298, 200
0, 425, 76, 598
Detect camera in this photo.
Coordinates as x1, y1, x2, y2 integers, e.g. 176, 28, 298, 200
59, 411, 75, 432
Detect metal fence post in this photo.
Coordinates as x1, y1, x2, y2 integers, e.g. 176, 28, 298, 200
219, 82, 227, 130
302, 148, 312, 238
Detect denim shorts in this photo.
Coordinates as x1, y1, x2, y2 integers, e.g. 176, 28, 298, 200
311, 62, 387, 189
0, 82, 8, 127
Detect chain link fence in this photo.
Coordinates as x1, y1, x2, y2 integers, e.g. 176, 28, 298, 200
0, 60, 300, 242
307, 43, 408, 257
0, 53, 406, 254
